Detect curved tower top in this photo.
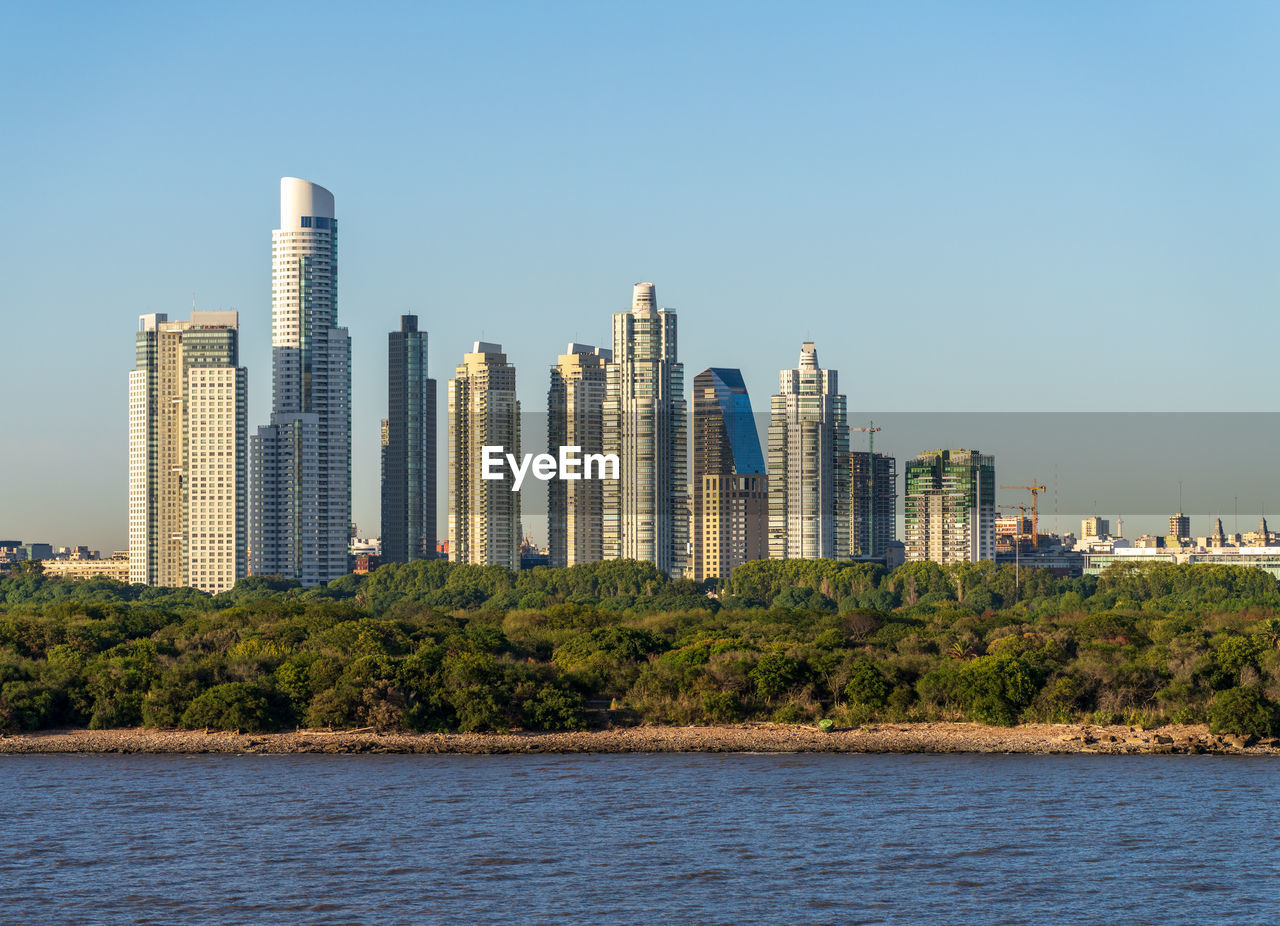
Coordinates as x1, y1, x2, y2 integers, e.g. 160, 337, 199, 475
632, 282, 656, 314
280, 177, 335, 228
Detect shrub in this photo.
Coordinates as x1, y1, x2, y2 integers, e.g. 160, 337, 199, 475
956, 655, 1039, 726
1206, 687, 1277, 738
524, 686, 586, 730
180, 682, 276, 732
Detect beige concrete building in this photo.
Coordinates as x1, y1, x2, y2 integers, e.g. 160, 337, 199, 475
43, 553, 130, 583
448, 342, 521, 568
1081, 516, 1110, 539
129, 312, 247, 592
548, 343, 611, 568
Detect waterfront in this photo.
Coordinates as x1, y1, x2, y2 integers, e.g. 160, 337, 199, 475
3, 752, 1278, 924
0, 722, 1275, 756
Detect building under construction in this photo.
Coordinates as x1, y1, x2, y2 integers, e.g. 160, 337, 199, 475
849, 451, 896, 558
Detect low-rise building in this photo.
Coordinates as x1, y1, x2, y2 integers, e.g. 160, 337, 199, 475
1083, 545, 1280, 578
41, 553, 131, 583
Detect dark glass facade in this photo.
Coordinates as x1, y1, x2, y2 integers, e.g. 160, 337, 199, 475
381, 315, 437, 563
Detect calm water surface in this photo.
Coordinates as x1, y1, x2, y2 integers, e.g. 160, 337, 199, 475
2, 753, 1278, 924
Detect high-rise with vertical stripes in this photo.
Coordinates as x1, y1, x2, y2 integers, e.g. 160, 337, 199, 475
602, 283, 688, 577
128, 311, 247, 592
548, 342, 611, 568
249, 178, 351, 585
767, 341, 850, 560
448, 342, 521, 568
381, 315, 437, 564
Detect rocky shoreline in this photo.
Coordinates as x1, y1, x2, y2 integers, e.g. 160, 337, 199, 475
1, 722, 1276, 756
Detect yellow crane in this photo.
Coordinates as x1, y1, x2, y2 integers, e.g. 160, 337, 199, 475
1001, 482, 1046, 549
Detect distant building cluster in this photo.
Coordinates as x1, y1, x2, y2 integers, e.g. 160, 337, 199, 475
64, 177, 1270, 593
0, 543, 129, 582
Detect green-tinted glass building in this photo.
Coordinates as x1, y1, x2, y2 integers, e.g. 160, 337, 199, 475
903, 449, 995, 564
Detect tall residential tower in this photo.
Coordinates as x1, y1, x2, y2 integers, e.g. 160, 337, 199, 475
602, 283, 688, 576
767, 342, 849, 559
448, 342, 520, 568
128, 311, 247, 592
249, 178, 351, 586
381, 315, 437, 563
548, 342, 611, 568
903, 449, 995, 564
692, 368, 767, 581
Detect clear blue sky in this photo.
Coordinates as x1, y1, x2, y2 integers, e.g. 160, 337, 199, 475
3, 1, 1278, 552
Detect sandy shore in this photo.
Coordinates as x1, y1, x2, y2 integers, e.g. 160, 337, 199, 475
1, 722, 1276, 756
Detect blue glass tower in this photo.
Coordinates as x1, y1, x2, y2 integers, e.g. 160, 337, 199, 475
692, 367, 768, 581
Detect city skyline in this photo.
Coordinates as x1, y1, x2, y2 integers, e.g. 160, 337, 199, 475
6, 4, 1280, 552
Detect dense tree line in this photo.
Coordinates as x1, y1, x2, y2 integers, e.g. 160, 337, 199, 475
4, 558, 1280, 737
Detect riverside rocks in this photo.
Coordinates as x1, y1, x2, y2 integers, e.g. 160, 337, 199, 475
0, 723, 1276, 756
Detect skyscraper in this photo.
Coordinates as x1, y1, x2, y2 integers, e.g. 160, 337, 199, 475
128, 311, 247, 592
692, 368, 767, 581
903, 449, 996, 564
548, 342, 611, 568
250, 178, 351, 586
850, 451, 897, 558
381, 315, 437, 564
602, 283, 688, 576
767, 342, 850, 560
448, 342, 520, 568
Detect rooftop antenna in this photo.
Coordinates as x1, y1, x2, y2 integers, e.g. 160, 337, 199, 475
1054, 467, 1060, 535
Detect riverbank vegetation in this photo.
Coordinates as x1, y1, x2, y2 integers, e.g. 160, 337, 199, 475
3, 559, 1280, 737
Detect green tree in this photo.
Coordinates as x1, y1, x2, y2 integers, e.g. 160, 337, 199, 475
956, 655, 1039, 725
750, 652, 803, 700
844, 658, 890, 708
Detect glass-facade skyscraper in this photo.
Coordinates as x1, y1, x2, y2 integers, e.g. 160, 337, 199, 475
903, 449, 995, 564
381, 315, 436, 563
692, 367, 767, 581
767, 341, 850, 560
602, 283, 688, 577
249, 178, 352, 586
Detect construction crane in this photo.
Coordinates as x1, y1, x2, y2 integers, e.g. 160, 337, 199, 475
1001, 481, 1046, 549
851, 421, 882, 557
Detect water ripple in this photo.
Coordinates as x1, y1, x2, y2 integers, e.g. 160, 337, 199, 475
2, 753, 1280, 923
